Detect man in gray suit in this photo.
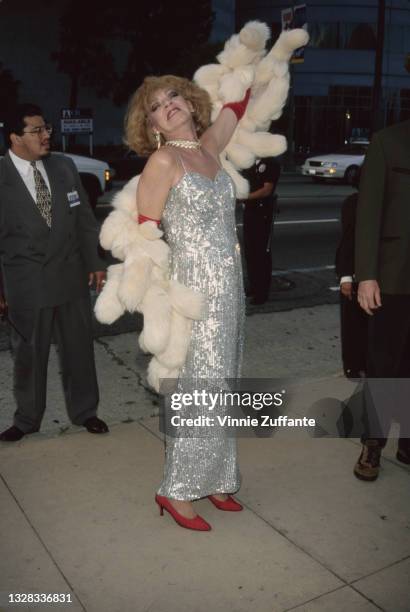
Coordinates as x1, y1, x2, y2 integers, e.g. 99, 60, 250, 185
0, 103, 108, 441
354, 118, 410, 480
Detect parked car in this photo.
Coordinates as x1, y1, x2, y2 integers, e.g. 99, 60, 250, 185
301, 142, 369, 184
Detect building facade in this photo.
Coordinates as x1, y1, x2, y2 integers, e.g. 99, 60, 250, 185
236, 0, 410, 153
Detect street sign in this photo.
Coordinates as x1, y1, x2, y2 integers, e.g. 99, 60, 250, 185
61, 108, 93, 134
281, 4, 307, 63
60, 108, 94, 155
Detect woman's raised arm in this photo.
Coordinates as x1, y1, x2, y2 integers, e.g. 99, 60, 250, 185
201, 89, 251, 156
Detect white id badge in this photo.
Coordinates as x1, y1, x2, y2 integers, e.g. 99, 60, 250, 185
67, 190, 81, 207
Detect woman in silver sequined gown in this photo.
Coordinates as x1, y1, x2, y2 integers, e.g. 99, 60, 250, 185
158, 160, 244, 501
124, 75, 246, 530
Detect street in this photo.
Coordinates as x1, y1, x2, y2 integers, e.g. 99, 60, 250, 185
273, 174, 352, 272
96, 172, 354, 313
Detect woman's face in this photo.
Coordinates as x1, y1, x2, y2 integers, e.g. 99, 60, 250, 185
147, 88, 194, 135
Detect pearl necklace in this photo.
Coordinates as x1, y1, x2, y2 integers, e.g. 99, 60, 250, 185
166, 139, 201, 150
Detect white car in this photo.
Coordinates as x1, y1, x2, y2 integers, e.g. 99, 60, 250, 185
301, 142, 369, 184
63, 152, 113, 209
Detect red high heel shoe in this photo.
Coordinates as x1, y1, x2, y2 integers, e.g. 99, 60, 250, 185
208, 495, 243, 511
155, 495, 211, 531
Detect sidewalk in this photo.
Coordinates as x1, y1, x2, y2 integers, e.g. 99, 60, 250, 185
1, 305, 409, 612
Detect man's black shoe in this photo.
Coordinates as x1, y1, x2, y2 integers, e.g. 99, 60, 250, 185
83, 416, 109, 434
0, 425, 26, 442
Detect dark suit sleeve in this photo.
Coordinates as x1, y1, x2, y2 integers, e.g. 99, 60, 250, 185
355, 133, 386, 283
0, 267, 4, 298
66, 158, 106, 273
335, 193, 357, 277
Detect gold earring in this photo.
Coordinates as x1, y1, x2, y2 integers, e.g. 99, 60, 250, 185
154, 130, 161, 149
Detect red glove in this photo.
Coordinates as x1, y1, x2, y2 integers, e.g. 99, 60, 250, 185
138, 213, 160, 227
222, 88, 251, 121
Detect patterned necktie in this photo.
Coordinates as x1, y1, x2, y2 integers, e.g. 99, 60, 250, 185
30, 161, 52, 227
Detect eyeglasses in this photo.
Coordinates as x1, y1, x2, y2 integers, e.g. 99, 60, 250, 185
23, 124, 53, 136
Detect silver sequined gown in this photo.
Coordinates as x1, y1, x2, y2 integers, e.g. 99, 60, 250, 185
157, 167, 245, 501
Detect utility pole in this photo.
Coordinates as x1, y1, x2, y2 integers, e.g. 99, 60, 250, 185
372, 0, 386, 133
285, 2, 296, 170
286, 64, 295, 170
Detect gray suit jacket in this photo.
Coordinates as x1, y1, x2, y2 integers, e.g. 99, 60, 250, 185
0, 151, 105, 309
355, 120, 410, 294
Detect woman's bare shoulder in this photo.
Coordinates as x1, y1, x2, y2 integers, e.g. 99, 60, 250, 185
143, 147, 177, 176
137, 149, 178, 217
137, 147, 179, 218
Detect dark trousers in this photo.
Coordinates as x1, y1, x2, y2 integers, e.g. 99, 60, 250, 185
243, 199, 274, 301
10, 295, 99, 432
340, 289, 368, 374
363, 294, 410, 450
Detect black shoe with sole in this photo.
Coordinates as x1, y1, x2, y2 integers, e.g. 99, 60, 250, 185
0, 425, 26, 442
83, 416, 109, 434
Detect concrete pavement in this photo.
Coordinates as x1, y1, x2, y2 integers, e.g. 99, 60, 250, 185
1, 304, 409, 612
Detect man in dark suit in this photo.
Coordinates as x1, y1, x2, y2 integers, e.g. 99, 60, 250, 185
0, 103, 108, 441
335, 171, 368, 378
354, 119, 410, 480
241, 157, 281, 305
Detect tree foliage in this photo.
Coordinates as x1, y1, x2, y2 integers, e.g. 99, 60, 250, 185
52, 0, 215, 108
107, 0, 215, 105
51, 0, 117, 107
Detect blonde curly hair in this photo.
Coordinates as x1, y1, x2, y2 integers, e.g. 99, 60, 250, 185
124, 75, 212, 156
